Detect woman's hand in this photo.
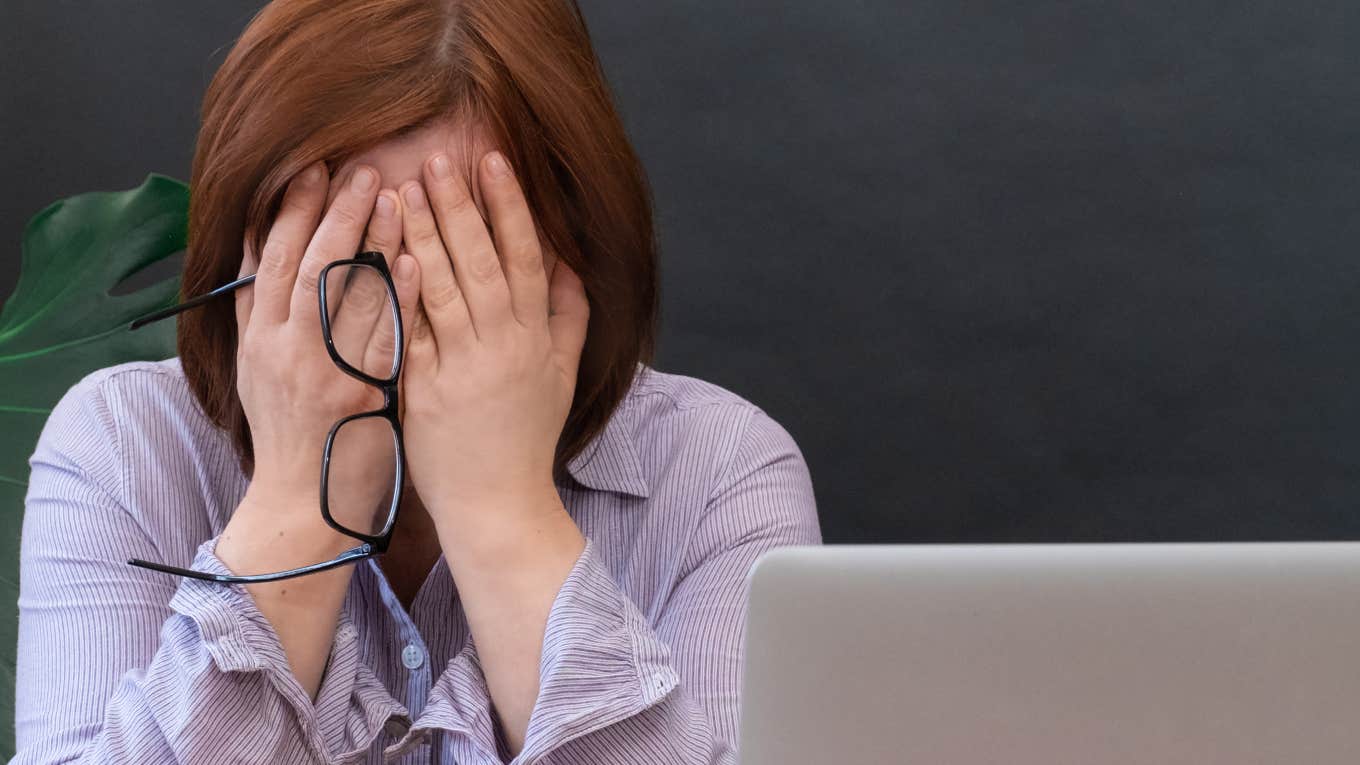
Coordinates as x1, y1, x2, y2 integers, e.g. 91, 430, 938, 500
215, 160, 419, 700
224, 161, 419, 568
396, 150, 590, 530
394, 148, 592, 755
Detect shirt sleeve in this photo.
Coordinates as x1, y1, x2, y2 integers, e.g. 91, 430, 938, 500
389, 406, 822, 764
12, 373, 411, 764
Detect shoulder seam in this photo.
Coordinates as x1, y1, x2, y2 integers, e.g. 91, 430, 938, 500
85, 376, 128, 507
702, 405, 760, 508
78, 360, 180, 512
88, 359, 177, 384
82, 369, 176, 558
629, 383, 761, 415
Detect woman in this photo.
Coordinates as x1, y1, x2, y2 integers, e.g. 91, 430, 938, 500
13, 0, 820, 762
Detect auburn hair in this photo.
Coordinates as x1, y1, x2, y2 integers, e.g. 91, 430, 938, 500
178, 0, 659, 485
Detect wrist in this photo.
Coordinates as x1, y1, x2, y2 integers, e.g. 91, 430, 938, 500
427, 480, 562, 533
432, 485, 584, 572
216, 489, 359, 593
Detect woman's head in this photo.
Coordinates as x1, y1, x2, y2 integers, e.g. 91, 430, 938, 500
180, 0, 658, 483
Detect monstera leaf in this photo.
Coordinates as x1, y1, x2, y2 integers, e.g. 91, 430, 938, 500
0, 173, 187, 758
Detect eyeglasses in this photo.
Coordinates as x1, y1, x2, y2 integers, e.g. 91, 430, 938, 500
125, 250, 406, 584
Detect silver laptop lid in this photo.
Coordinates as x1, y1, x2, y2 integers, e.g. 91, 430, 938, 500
738, 543, 1360, 764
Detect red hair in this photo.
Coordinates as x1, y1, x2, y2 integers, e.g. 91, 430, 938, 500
178, 0, 659, 484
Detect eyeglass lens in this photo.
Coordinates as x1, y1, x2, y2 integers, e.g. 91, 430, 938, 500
325, 414, 401, 538
324, 262, 401, 379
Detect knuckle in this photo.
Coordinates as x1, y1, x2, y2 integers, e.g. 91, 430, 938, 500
467, 253, 503, 284
258, 240, 294, 277
409, 226, 441, 250
345, 280, 386, 311
295, 264, 321, 294
440, 192, 477, 217
369, 330, 396, 356
510, 245, 543, 276
425, 279, 462, 312
327, 203, 365, 230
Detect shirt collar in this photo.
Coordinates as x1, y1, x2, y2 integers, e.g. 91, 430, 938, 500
564, 364, 652, 499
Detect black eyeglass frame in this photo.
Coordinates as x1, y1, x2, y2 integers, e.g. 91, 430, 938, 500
125, 250, 406, 584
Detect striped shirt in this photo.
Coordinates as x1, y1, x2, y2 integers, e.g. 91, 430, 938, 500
13, 356, 821, 764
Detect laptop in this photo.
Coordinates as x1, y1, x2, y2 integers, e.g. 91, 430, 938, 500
736, 543, 1360, 764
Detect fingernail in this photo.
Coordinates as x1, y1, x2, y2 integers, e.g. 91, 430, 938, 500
376, 192, 395, 218
352, 166, 376, 192
403, 183, 426, 210
395, 255, 416, 280
429, 153, 452, 180
486, 151, 510, 178
306, 162, 325, 184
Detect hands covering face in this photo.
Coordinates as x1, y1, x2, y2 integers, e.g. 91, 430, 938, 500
391, 149, 590, 516
235, 163, 421, 540
240, 144, 588, 541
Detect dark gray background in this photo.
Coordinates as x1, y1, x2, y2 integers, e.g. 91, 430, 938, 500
5, 1, 1360, 543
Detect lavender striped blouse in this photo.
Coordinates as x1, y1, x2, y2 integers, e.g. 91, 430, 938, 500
13, 356, 821, 764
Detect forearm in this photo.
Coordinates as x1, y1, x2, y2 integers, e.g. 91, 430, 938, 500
17, 527, 395, 765
213, 486, 357, 699
431, 484, 586, 756
37, 610, 321, 764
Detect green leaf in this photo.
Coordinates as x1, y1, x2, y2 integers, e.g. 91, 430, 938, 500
0, 173, 187, 758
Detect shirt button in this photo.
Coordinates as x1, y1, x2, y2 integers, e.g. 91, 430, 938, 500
401, 643, 424, 670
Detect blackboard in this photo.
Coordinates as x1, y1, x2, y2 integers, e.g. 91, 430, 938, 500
4, 1, 1359, 544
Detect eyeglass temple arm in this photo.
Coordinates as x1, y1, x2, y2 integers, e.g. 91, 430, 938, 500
126, 541, 372, 584
128, 273, 257, 331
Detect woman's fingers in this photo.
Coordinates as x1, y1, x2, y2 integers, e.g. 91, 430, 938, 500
360, 192, 416, 379
356, 246, 420, 384
395, 256, 428, 423
290, 164, 381, 336
390, 253, 421, 372
547, 257, 590, 381
422, 152, 514, 339
478, 151, 549, 332
398, 179, 472, 358
254, 161, 328, 325
404, 298, 437, 385
236, 232, 259, 338
325, 189, 400, 377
